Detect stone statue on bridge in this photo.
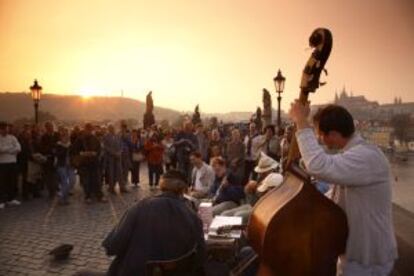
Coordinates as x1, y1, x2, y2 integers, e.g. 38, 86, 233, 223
143, 91, 155, 129
192, 104, 201, 125
262, 88, 272, 127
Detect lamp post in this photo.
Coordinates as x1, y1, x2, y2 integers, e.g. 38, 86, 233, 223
273, 69, 286, 130
30, 79, 42, 124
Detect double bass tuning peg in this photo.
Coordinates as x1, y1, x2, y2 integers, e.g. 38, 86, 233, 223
319, 68, 328, 86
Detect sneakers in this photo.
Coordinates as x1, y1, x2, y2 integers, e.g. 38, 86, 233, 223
1, 200, 21, 208
7, 200, 21, 206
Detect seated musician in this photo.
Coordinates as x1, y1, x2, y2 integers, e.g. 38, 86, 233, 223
209, 157, 245, 216
189, 151, 215, 199
221, 152, 283, 223
102, 170, 206, 276
289, 102, 398, 276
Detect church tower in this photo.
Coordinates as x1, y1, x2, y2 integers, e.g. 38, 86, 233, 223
340, 86, 348, 99
334, 89, 339, 103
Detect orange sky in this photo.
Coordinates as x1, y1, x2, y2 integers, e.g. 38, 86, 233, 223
0, 0, 413, 113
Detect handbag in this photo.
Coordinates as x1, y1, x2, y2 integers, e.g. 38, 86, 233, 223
132, 152, 145, 162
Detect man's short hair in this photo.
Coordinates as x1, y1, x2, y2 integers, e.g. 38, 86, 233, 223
190, 151, 202, 159
84, 123, 93, 131
313, 105, 355, 138
0, 121, 7, 129
211, 157, 226, 167
160, 170, 188, 193
264, 125, 275, 135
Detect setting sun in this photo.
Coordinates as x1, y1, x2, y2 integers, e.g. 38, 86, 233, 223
79, 86, 102, 99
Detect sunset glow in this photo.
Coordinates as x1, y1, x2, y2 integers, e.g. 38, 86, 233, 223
0, 0, 413, 112
79, 87, 102, 99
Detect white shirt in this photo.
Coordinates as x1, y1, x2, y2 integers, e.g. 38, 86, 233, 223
244, 134, 265, 161
296, 128, 398, 266
0, 134, 21, 164
192, 162, 215, 194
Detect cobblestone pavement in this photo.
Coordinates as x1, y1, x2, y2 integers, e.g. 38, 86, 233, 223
1, 162, 413, 276
0, 171, 152, 276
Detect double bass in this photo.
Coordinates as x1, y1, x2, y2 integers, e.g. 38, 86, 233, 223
246, 28, 348, 275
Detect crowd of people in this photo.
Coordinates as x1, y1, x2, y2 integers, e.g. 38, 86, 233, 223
0, 118, 289, 209
0, 102, 398, 276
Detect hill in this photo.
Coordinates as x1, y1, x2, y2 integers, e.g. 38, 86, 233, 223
0, 92, 181, 123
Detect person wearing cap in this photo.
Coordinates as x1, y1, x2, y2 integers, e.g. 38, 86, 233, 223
0, 122, 21, 209
102, 170, 206, 276
221, 152, 283, 223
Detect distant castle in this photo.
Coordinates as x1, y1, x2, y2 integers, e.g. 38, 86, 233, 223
312, 87, 414, 121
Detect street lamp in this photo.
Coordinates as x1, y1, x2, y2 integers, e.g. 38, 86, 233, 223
273, 69, 286, 130
30, 79, 42, 124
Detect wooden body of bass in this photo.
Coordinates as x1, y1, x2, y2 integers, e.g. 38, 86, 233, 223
247, 167, 348, 276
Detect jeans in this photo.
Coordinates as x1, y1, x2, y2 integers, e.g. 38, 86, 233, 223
237, 246, 259, 276
0, 163, 18, 203
43, 167, 57, 198
130, 161, 140, 184
148, 164, 163, 187
212, 201, 238, 216
120, 152, 131, 186
57, 166, 75, 201
105, 156, 122, 189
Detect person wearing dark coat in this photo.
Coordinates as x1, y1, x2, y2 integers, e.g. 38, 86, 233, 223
73, 124, 106, 203
209, 157, 244, 216
17, 126, 33, 200
174, 122, 198, 182
102, 170, 206, 276
39, 122, 60, 198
